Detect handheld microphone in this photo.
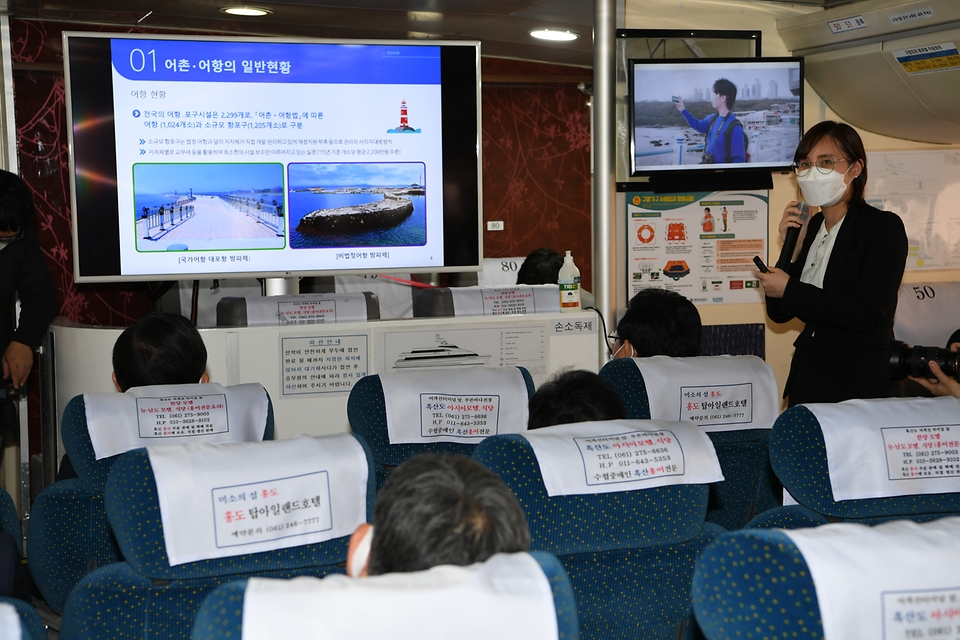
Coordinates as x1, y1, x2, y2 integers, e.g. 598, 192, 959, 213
775, 202, 810, 271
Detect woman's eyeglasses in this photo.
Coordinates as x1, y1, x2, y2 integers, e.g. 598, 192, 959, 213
793, 156, 851, 177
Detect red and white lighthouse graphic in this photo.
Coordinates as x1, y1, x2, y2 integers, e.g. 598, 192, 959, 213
389, 99, 421, 133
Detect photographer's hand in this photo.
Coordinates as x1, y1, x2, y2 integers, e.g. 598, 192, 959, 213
910, 361, 960, 398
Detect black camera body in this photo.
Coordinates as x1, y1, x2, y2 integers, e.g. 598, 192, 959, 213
889, 340, 960, 381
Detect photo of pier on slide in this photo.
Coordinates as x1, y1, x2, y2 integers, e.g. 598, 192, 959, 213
133, 163, 286, 252
288, 162, 426, 250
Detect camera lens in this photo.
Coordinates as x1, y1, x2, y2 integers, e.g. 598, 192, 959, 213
890, 341, 960, 381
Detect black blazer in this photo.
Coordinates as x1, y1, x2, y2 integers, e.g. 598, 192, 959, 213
0, 228, 58, 353
765, 201, 908, 405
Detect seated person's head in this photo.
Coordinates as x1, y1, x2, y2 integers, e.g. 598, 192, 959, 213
111, 312, 208, 392
528, 369, 626, 429
351, 453, 529, 576
613, 288, 701, 359
516, 248, 563, 285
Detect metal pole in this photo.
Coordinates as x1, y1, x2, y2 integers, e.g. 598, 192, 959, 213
593, 0, 617, 369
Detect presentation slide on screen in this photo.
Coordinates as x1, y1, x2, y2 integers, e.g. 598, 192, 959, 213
110, 39, 445, 277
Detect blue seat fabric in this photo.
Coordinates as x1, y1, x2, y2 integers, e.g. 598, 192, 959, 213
749, 404, 960, 528
692, 529, 824, 640
60, 433, 374, 640
598, 358, 779, 530
29, 393, 275, 612
347, 367, 536, 490
473, 432, 722, 640
0, 596, 47, 640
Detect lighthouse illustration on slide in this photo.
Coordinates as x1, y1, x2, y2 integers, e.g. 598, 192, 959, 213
388, 99, 422, 133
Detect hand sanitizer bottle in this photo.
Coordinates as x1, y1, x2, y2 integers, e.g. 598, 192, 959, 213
558, 250, 581, 312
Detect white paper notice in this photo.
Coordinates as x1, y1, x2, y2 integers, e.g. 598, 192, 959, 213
882, 425, 960, 481
280, 335, 368, 395
245, 293, 369, 326
420, 394, 501, 439
136, 394, 228, 438
212, 471, 333, 549
522, 419, 722, 497
679, 383, 752, 428
576, 429, 684, 486
278, 300, 339, 324
449, 285, 559, 317
883, 588, 960, 639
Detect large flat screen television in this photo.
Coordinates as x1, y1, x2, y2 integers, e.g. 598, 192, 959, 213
63, 33, 482, 283
629, 57, 803, 178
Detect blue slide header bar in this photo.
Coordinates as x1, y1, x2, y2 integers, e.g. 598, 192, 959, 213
111, 39, 441, 84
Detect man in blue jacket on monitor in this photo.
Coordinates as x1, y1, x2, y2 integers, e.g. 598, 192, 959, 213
676, 78, 746, 165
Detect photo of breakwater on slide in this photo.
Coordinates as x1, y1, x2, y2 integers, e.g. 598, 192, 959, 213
288, 162, 427, 249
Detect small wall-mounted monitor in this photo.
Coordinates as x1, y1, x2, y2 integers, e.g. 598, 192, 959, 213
628, 57, 803, 178
63, 33, 482, 283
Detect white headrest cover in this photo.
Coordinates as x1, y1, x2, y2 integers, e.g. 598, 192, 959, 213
631, 355, 778, 432
803, 396, 960, 501
523, 419, 723, 497
241, 553, 558, 640
379, 368, 529, 444
84, 382, 268, 460
147, 434, 368, 566
784, 516, 960, 640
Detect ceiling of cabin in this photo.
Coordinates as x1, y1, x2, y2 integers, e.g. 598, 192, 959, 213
0, 0, 865, 68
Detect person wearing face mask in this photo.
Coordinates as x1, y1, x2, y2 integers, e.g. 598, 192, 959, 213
0, 169, 57, 391
757, 121, 908, 406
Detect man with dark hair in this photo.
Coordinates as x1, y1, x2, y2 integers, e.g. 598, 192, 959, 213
111, 311, 208, 392
676, 78, 746, 164
348, 453, 529, 576
528, 369, 626, 429
58, 312, 208, 479
516, 248, 563, 285
0, 169, 57, 390
611, 288, 702, 359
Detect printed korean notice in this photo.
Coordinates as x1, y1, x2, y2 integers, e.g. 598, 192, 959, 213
449, 285, 559, 317
281, 334, 368, 395
277, 299, 338, 324
882, 425, 960, 480
679, 383, 753, 428
420, 394, 500, 439
482, 288, 535, 315
806, 397, 960, 501
883, 588, 960, 640
212, 470, 333, 549
575, 429, 684, 487
136, 393, 228, 438
522, 420, 722, 497
148, 434, 367, 565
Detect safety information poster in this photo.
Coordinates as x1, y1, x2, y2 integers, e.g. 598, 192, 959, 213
625, 190, 768, 304
867, 149, 960, 270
